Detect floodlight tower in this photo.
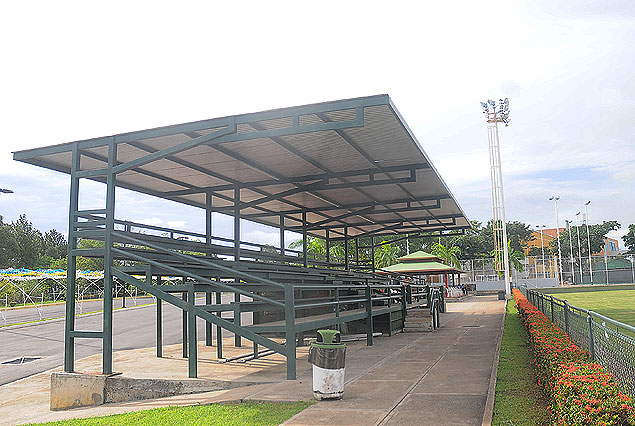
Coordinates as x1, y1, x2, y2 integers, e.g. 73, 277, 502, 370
481, 98, 511, 299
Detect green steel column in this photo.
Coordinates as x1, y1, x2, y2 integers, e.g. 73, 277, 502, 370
365, 285, 374, 346
284, 286, 296, 380
205, 291, 213, 346
371, 237, 375, 273
182, 290, 188, 358
253, 342, 259, 359
156, 276, 163, 358
587, 315, 595, 360
302, 209, 307, 268
188, 288, 197, 378
355, 238, 359, 268
325, 230, 330, 264
234, 288, 242, 347
279, 215, 285, 259
344, 227, 349, 270
401, 285, 407, 324
64, 142, 80, 373
103, 137, 116, 375
216, 291, 223, 359
234, 187, 241, 262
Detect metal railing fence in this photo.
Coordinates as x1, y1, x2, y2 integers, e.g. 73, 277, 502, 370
520, 287, 635, 395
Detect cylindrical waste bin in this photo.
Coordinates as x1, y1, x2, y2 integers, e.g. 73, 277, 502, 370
308, 329, 346, 400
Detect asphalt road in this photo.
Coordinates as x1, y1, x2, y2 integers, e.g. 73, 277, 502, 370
1, 296, 156, 326
0, 295, 251, 386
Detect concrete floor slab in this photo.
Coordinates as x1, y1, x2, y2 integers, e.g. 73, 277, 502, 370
0, 295, 505, 426
382, 394, 486, 426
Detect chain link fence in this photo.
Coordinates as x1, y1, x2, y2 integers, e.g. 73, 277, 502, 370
520, 287, 635, 396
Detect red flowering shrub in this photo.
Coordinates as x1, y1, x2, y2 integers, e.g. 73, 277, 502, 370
513, 289, 635, 425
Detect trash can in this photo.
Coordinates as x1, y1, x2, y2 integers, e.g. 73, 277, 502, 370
498, 291, 506, 300
308, 329, 346, 400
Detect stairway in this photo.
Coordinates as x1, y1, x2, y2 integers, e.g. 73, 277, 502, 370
403, 307, 434, 332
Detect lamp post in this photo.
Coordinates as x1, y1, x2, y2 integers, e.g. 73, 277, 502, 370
549, 196, 563, 286
575, 212, 584, 284
584, 201, 593, 283
537, 225, 546, 278
481, 98, 511, 299
566, 219, 575, 284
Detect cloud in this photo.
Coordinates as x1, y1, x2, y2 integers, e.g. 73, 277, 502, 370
243, 230, 280, 247
138, 217, 162, 226
167, 220, 187, 229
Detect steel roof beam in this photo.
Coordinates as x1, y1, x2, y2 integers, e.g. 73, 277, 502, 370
318, 112, 449, 231
161, 163, 428, 195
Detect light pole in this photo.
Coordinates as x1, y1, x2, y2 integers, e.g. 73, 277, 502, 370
549, 196, 563, 286
566, 219, 575, 284
575, 212, 584, 284
481, 98, 511, 298
584, 201, 593, 283
537, 225, 546, 278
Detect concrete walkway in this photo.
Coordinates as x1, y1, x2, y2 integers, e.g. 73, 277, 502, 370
0, 295, 504, 426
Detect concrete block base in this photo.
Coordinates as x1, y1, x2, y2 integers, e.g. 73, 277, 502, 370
51, 372, 262, 411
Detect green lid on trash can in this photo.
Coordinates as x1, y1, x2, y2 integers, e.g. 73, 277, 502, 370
312, 329, 345, 348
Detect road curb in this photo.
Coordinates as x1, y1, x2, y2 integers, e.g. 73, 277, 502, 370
481, 298, 507, 426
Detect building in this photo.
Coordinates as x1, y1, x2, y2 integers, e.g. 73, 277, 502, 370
525, 228, 620, 256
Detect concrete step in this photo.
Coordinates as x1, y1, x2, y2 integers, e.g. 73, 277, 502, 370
407, 310, 431, 318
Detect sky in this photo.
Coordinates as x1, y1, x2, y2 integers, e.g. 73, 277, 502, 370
0, 0, 633, 249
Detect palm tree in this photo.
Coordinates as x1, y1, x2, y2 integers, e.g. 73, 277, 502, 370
490, 240, 524, 277
374, 242, 400, 268
431, 243, 461, 268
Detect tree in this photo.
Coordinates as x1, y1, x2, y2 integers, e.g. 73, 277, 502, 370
549, 220, 620, 256
0, 216, 17, 268
431, 242, 461, 268
43, 229, 67, 259
10, 214, 43, 268
623, 224, 635, 254
491, 240, 524, 277
374, 241, 400, 268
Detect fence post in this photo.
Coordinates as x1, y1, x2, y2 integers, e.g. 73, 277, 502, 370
564, 301, 570, 335
587, 314, 595, 360
550, 296, 555, 322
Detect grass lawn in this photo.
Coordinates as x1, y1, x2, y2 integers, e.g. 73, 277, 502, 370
550, 289, 635, 327
22, 401, 313, 426
492, 299, 549, 426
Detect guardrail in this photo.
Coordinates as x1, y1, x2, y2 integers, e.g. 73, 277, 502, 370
520, 286, 635, 395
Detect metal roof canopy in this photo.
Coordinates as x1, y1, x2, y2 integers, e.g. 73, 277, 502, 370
13, 94, 470, 238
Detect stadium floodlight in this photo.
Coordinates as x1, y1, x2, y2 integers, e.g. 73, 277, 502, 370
549, 196, 564, 286
481, 98, 511, 298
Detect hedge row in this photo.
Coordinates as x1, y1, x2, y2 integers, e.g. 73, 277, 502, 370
513, 288, 635, 426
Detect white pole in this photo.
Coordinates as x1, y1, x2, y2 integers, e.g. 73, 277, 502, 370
493, 122, 511, 298
551, 197, 563, 286
604, 237, 609, 284
575, 212, 583, 284
584, 202, 593, 283
539, 226, 546, 278
567, 220, 575, 284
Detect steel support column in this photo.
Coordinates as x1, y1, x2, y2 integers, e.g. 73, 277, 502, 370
102, 138, 116, 375
371, 237, 375, 272
234, 187, 241, 261
344, 227, 349, 270
285, 286, 296, 380
182, 290, 188, 358
188, 287, 197, 378
279, 215, 285, 257
156, 275, 163, 357
325, 230, 330, 264
64, 143, 80, 373
302, 209, 307, 268
216, 290, 223, 359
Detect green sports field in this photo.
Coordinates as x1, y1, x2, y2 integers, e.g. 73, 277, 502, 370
550, 289, 635, 327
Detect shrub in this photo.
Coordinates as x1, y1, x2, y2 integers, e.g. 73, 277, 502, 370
513, 289, 635, 425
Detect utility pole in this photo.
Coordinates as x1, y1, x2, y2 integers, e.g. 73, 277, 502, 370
575, 212, 584, 284
481, 98, 511, 299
